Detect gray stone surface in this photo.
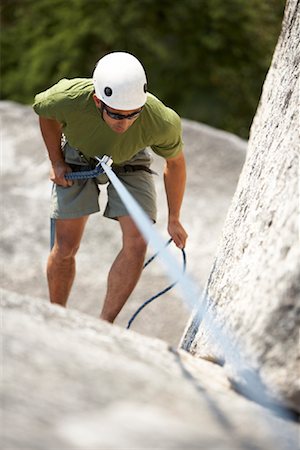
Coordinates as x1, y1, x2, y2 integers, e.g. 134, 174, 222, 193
2, 289, 299, 450
0, 99, 246, 347
181, 0, 300, 413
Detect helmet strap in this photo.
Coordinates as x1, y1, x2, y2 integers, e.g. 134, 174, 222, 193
98, 101, 105, 121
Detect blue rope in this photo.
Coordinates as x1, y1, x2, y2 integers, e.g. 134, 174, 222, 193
50, 218, 56, 250
65, 165, 105, 180
127, 239, 186, 329
142, 237, 173, 269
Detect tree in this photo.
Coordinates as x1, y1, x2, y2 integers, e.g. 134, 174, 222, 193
0, 0, 285, 137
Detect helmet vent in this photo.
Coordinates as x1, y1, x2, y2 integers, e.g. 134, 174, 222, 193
143, 83, 147, 93
104, 87, 113, 97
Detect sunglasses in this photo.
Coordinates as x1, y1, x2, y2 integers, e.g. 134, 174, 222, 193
102, 104, 143, 121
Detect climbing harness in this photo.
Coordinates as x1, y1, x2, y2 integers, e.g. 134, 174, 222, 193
126, 238, 186, 329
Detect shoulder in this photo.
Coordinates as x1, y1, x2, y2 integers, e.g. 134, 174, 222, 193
34, 78, 93, 104
142, 93, 182, 144
144, 93, 181, 130
141, 94, 183, 158
33, 78, 94, 118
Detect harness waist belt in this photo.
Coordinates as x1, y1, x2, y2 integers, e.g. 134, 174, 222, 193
113, 164, 157, 175
71, 157, 157, 176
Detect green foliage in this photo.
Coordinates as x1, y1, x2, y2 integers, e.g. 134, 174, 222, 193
0, 0, 285, 137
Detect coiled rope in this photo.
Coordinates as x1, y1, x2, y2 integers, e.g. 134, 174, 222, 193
64, 162, 105, 180
65, 166, 104, 180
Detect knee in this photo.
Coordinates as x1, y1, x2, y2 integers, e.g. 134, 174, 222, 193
53, 239, 80, 260
126, 235, 147, 258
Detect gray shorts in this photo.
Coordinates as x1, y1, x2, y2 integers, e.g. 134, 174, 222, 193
50, 144, 157, 222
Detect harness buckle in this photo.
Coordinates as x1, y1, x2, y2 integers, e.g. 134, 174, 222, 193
94, 155, 113, 168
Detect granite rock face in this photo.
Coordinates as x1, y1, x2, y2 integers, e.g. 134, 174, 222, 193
2, 289, 298, 450
181, 0, 300, 413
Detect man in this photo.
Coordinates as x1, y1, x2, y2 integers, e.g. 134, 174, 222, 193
33, 51, 188, 323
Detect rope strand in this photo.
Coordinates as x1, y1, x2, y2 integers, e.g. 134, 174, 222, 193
127, 240, 186, 329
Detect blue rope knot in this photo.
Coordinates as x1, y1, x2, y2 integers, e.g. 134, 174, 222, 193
65, 165, 105, 180
127, 238, 186, 329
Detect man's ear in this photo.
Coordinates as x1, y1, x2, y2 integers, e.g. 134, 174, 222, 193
93, 94, 101, 107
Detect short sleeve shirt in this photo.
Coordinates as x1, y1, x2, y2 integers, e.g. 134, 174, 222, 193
33, 78, 183, 164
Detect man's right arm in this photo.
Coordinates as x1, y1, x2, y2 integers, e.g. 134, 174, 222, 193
39, 116, 72, 187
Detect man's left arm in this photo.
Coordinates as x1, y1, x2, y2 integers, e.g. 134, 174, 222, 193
164, 151, 188, 249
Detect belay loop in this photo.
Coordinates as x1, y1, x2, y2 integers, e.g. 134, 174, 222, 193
126, 238, 186, 329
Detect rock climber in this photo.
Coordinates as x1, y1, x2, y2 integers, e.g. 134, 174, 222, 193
33, 51, 188, 322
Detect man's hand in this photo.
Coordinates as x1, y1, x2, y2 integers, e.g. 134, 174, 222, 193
50, 160, 73, 187
168, 217, 188, 249
39, 116, 72, 186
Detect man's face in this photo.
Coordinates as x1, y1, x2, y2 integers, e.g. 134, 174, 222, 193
93, 95, 142, 134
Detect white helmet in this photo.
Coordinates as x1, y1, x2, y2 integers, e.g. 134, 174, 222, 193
93, 52, 148, 110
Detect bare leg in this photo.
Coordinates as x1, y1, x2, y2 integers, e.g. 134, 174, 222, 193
100, 216, 147, 322
47, 216, 88, 306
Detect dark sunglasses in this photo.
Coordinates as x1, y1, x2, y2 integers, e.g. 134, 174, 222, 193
102, 104, 143, 121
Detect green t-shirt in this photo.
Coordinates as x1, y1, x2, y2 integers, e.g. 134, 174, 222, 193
33, 78, 183, 164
